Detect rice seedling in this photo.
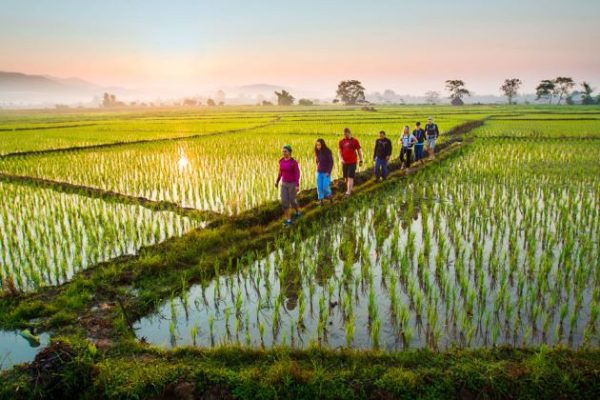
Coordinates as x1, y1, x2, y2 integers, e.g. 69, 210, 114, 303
130, 121, 599, 351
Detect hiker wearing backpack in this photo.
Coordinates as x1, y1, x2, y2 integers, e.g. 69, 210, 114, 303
424, 116, 440, 160
399, 125, 417, 169
413, 122, 426, 164
338, 127, 364, 196
275, 144, 301, 227
373, 130, 392, 181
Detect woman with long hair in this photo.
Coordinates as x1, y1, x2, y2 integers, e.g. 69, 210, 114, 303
314, 138, 334, 205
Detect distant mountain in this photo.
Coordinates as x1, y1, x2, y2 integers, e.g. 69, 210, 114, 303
0, 71, 100, 93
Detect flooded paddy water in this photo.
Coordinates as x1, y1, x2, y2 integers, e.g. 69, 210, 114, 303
135, 140, 599, 351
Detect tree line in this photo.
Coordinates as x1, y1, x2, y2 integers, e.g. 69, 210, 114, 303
102, 77, 600, 109
270, 78, 600, 106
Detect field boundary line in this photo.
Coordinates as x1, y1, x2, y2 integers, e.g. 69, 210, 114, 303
0, 116, 281, 159
0, 123, 100, 132
0, 172, 220, 221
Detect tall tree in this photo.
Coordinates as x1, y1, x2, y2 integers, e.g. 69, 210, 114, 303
274, 90, 295, 106
536, 80, 555, 104
445, 80, 471, 105
554, 77, 575, 105
581, 81, 595, 105
336, 80, 366, 105
500, 78, 522, 105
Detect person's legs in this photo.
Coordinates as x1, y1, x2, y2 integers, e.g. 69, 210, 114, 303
290, 189, 299, 213
428, 139, 436, 159
281, 184, 291, 222
345, 163, 356, 194
400, 148, 406, 167
283, 182, 300, 216
382, 158, 388, 179
323, 174, 332, 198
406, 149, 412, 168
414, 144, 423, 162
374, 157, 380, 178
316, 172, 325, 200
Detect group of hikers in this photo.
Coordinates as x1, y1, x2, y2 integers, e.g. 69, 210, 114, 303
275, 117, 440, 226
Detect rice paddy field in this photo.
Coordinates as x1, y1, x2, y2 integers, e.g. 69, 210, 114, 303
0, 105, 599, 399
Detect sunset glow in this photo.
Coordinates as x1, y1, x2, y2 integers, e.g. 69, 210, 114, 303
1, 0, 599, 96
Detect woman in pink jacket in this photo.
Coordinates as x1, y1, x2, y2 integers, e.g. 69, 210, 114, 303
275, 144, 301, 226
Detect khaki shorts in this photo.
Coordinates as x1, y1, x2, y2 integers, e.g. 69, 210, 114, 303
427, 138, 436, 150
280, 182, 298, 209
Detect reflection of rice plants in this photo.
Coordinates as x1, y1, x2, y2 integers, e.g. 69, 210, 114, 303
136, 135, 600, 351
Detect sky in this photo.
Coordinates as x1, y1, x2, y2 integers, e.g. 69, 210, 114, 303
1, 0, 600, 97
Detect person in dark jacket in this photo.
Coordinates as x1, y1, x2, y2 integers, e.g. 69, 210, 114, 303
315, 138, 334, 205
424, 117, 440, 160
413, 122, 426, 164
373, 130, 392, 181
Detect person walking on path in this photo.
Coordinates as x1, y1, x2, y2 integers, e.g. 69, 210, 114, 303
424, 116, 440, 160
399, 125, 417, 169
275, 144, 301, 226
413, 122, 426, 164
373, 130, 392, 181
338, 128, 363, 196
314, 138, 334, 205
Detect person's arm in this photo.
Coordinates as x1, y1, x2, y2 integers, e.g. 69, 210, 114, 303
373, 141, 377, 160
385, 139, 392, 159
435, 124, 440, 138
293, 160, 300, 190
355, 140, 363, 164
338, 142, 345, 164
327, 152, 333, 175
275, 160, 282, 186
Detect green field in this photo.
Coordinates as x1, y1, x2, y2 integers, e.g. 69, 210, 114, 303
0, 105, 599, 398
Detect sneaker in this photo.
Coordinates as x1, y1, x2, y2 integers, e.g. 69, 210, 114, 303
292, 211, 302, 219
283, 219, 293, 227
318, 200, 324, 206
344, 192, 351, 197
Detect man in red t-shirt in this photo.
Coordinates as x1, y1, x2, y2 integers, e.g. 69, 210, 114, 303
338, 127, 364, 196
